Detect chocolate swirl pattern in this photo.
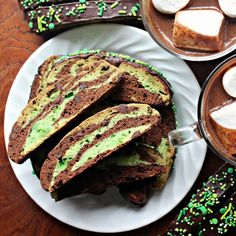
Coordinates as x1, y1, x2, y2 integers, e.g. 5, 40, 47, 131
8, 58, 124, 163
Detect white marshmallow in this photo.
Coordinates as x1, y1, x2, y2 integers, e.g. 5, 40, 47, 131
175, 9, 224, 37
219, 0, 236, 18
223, 66, 236, 98
152, 0, 190, 14
210, 101, 236, 129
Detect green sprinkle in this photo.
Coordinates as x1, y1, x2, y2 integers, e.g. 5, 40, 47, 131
188, 202, 194, 208
177, 210, 183, 221
207, 208, 213, 213
110, 1, 119, 9
55, 15, 61, 23
218, 177, 225, 181
37, 16, 46, 32
200, 206, 208, 215
28, 21, 34, 29
98, 6, 104, 17
48, 22, 55, 30
227, 167, 234, 174
135, 59, 148, 66
221, 203, 232, 220
225, 216, 235, 225
118, 10, 127, 14
220, 208, 226, 214
221, 183, 227, 190
212, 193, 218, 199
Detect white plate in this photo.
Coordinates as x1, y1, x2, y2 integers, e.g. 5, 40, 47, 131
4, 23, 207, 233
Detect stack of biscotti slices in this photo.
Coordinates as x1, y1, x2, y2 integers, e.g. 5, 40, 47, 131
8, 49, 176, 206
18, 0, 141, 34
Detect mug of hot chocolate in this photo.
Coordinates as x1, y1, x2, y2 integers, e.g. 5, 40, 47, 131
169, 54, 236, 165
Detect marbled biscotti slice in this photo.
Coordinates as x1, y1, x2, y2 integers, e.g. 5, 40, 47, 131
8, 59, 123, 163
29, 55, 59, 100
40, 103, 161, 192
29, 50, 173, 106
30, 103, 175, 201
30, 53, 103, 100
64, 51, 173, 105
117, 105, 176, 204
51, 145, 165, 201
113, 62, 172, 106
140, 105, 176, 189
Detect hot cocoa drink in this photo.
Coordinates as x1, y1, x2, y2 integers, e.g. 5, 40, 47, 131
142, 0, 236, 58
201, 57, 236, 161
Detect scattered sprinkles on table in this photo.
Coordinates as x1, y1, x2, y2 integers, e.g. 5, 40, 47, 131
22, 0, 141, 33
166, 163, 236, 236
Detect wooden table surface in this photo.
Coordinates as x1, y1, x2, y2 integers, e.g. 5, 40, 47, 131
0, 1, 235, 235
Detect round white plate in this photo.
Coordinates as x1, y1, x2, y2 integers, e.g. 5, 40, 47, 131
4, 24, 207, 233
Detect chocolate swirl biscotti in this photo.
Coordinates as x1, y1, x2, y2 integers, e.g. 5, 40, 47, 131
40, 103, 161, 192
25, 0, 141, 33
27, 51, 175, 204
113, 62, 171, 105
29, 55, 60, 100
8, 58, 124, 163
30, 50, 173, 106
118, 105, 176, 205
51, 145, 166, 201
29, 104, 175, 202
30, 54, 103, 100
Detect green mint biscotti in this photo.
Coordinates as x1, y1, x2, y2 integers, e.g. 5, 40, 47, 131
30, 105, 175, 202
40, 103, 161, 192
27, 52, 175, 203
29, 55, 59, 100
8, 58, 124, 164
113, 61, 172, 106
29, 50, 173, 106
51, 146, 166, 201
117, 105, 176, 205
58, 51, 173, 106
140, 105, 176, 189
29, 54, 103, 100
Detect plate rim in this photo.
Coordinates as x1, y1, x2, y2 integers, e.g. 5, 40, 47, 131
4, 23, 207, 233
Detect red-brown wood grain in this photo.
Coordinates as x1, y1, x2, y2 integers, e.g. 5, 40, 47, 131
0, 0, 234, 235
